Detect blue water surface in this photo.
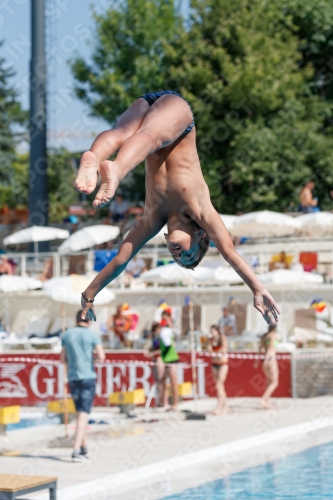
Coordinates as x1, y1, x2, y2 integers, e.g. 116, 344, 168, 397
162, 441, 332, 499
7, 414, 61, 431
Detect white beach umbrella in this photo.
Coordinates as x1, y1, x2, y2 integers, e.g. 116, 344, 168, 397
3, 226, 69, 246
229, 210, 300, 238
297, 212, 333, 237
42, 274, 115, 305
258, 269, 324, 285
219, 214, 238, 231
213, 266, 243, 284
148, 226, 168, 245
58, 225, 120, 254
0, 276, 42, 333
185, 265, 243, 284
124, 225, 168, 245
139, 263, 211, 285
0, 275, 42, 293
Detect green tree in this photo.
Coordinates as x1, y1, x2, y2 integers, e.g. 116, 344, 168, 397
71, 0, 182, 123
47, 149, 80, 222
0, 40, 26, 205
166, 0, 333, 212
70, 0, 333, 213
0, 149, 79, 222
70, 0, 183, 198
278, 0, 333, 100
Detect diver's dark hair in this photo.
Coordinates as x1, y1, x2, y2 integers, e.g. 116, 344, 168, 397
172, 221, 210, 270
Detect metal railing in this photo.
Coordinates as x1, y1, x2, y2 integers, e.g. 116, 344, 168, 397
2, 237, 333, 284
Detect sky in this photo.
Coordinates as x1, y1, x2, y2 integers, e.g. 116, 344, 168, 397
1, 0, 189, 154
1, 0, 112, 153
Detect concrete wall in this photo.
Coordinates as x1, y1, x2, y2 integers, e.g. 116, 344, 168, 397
294, 354, 333, 397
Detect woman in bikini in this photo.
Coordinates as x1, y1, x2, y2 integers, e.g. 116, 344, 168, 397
257, 325, 279, 409
207, 324, 229, 415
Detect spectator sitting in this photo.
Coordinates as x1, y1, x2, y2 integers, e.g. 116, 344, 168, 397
0, 256, 13, 275
39, 257, 54, 281
64, 215, 79, 234
109, 191, 129, 226
125, 255, 147, 285
61, 310, 105, 462
299, 181, 320, 213
218, 306, 238, 336
275, 251, 290, 270
108, 304, 132, 348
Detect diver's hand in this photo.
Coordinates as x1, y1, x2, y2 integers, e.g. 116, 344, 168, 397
253, 289, 280, 326
81, 292, 97, 322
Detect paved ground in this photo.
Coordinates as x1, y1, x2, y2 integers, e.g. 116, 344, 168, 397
1, 397, 333, 499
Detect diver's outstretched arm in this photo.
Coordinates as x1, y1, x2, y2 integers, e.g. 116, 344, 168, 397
200, 207, 280, 326
81, 217, 164, 321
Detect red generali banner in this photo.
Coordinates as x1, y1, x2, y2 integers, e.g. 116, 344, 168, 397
0, 352, 291, 406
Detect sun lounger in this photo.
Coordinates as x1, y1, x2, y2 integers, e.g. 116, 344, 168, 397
24, 317, 51, 337
1, 337, 31, 350
48, 316, 76, 334
29, 337, 61, 350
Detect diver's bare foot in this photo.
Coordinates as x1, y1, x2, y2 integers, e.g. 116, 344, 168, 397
75, 151, 99, 194
93, 160, 121, 208
260, 399, 274, 410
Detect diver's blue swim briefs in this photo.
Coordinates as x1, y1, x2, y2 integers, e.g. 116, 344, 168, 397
138, 90, 195, 137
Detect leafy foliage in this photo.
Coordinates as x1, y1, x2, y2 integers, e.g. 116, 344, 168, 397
70, 0, 333, 213
71, 0, 182, 123
0, 149, 79, 222
0, 40, 27, 196
47, 149, 79, 222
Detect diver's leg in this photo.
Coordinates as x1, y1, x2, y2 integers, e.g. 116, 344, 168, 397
76, 98, 150, 195
93, 94, 193, 207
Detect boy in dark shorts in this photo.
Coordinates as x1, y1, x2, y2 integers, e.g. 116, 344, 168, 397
77, 91, 280, 327
61, 310, 105, 462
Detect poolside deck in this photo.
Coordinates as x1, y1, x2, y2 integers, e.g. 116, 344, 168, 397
0, 397, 332, 500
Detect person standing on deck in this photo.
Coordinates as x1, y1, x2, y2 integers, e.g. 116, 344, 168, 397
61, 310, 105, 462
159, 312, 179, 411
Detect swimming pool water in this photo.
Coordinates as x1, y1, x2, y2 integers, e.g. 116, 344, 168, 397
162, 441, 332, 499
7, 414, 61, 431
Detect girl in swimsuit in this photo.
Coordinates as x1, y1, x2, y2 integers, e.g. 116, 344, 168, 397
207, 324, 229, 415
144, 322, 166, 407
257, 325, 279, 409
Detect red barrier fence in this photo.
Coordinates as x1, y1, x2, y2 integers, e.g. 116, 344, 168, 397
0, 352, 291, 406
